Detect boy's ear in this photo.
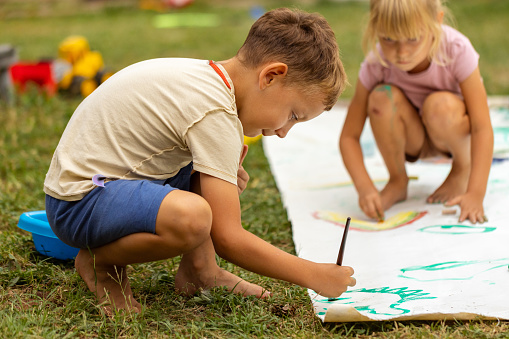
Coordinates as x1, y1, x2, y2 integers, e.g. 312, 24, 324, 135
259, 63, 288, 89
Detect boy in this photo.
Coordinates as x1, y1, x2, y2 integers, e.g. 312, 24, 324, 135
44, 8, 355, 313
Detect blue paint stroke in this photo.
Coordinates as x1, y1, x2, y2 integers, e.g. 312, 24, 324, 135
418, 225, 496, 234
400, 258, 509, 281
316, 286, 436, 316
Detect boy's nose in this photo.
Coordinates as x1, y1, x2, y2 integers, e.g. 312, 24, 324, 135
275, 123, 293, 138
275, 128, 287, 138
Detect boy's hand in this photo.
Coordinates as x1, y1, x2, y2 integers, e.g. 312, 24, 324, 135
445, 192, 487, 224
359, 189, 385, 222
237, 145, 249, 195
311, 263, 356, 298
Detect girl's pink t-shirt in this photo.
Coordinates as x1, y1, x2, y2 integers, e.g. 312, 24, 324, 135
358, 25, 479, 111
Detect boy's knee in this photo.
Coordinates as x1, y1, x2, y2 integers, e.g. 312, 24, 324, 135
367, 85, 403, 118
157, 192, 212, 250
178, 196, 212, 237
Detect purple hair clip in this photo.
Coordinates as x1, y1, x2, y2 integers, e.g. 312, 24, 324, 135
92, 174, 107, 187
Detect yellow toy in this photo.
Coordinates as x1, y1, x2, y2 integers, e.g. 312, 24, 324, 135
56, 36, 113, 97
244, 135, 262, 145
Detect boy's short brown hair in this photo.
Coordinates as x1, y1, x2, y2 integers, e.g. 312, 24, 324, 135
237, 8, 347, 111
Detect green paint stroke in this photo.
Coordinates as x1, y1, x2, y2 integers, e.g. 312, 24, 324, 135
375, 84, 395, 108
400, 258, 509, 282
316, 297, 351, 304
418, 224, 496, 234
374, 84, 393, 97
317, 286, 435, 316
374, 85, 398, 141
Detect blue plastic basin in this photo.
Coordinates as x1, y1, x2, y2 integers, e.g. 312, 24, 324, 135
17, 210, 79, 260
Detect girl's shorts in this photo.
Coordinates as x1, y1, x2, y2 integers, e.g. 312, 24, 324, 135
45, 162, 193, 249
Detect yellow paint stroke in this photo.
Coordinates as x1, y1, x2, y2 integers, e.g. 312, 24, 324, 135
308, 176, 418, 190
313, 210, 427, 232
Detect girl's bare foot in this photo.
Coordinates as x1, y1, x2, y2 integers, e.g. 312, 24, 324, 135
75, 249, 142, 314
427, 163, 469, 204
175, 258, 271, 298
380, 178, 408, 212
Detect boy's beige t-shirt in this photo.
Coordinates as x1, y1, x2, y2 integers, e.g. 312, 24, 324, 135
44, 58, 244, 201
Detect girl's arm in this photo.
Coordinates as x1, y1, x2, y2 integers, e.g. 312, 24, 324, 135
200, 172, 356, 298
447, 66, 494, 223
340, 81, 384, 220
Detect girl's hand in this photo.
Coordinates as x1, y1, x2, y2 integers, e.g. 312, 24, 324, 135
359, 189, 385, 222
445, 192, 487, 224
310, 263, 356, 298
237, 145, 249, 195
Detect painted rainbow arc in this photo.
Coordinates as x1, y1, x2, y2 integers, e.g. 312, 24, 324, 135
313, 210, 427, 231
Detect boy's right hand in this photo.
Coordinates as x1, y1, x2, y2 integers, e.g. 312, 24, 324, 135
359, 189, 385, 222
311, 263, 356, 298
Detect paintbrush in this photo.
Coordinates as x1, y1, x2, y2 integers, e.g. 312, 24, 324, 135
328, 216, 351, 301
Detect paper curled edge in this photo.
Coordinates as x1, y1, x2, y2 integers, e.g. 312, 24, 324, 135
319, 303, 498, 322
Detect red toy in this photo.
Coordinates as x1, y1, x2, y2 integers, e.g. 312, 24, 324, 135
10, 61, 57, 96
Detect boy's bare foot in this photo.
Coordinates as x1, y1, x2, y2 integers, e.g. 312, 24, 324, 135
175, 260, 271, 298
75, 249, 143, 315
427, 163, 469, 204
380, 178, 408, 212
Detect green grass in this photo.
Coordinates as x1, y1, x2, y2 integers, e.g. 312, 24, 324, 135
1, 0, 509, 337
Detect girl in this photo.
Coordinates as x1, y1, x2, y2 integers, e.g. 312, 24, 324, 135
340, 0, 493, 224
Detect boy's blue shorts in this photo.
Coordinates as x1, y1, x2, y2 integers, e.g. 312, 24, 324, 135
45, 162, 193, 249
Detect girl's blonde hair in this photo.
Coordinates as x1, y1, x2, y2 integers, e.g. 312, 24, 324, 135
363, 0, 452, 66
